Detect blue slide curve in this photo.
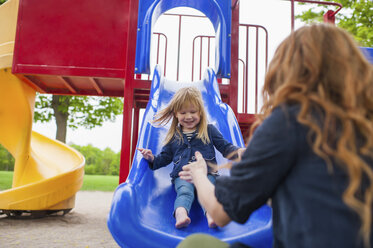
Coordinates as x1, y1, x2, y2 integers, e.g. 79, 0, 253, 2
135, 0, 231, 78
107, 65, 273, 248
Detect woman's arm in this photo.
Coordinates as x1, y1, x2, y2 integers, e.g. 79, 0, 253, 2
179, 151, 231, 226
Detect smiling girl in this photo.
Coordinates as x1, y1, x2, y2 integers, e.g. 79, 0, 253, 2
138, 87, 245, 229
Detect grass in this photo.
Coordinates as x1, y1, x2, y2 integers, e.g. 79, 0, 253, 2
81, 174, 119, 191
0, 171, 119, 191
0, 171, 13, 190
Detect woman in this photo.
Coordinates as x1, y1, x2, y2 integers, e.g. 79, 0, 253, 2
178, 24, 373, 248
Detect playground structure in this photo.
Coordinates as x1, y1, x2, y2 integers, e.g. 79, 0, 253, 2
1, 0, 373, 246
107, 65, 273, 247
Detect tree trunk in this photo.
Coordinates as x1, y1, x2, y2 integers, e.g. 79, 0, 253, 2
52, 95, 69, 143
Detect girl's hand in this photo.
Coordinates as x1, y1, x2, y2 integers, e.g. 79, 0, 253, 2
179, 151, 207, 183
137, 148, 154, 162
237, 148, 246, 159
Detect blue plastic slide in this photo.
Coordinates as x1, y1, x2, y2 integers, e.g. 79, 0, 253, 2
361, 47, 373, 64
107, 65, 273, 248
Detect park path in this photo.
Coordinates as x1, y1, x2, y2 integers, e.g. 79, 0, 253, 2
0, 191, 120, 248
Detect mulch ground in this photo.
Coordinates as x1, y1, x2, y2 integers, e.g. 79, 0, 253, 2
0, 191, 120, 248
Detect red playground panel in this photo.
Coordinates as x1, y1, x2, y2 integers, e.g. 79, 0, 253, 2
12, 0, 130, 97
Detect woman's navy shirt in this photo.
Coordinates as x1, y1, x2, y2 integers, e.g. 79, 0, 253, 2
215, 105, 373, 248
149, 124, 240, 181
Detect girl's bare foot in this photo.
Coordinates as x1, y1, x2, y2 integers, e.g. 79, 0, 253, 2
175, 207, 191, 228
206, 213, 217, 228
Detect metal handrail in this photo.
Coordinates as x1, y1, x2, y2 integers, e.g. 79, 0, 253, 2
191, 35, 215, 81
290, 0, 343, 29
239, 24, 268, 114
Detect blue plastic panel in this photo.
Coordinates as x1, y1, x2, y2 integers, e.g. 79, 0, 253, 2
107, 65, 273, 248
134, 0, 231, 78
361, 47, 373, 64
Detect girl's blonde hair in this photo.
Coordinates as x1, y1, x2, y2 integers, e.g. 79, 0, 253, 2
153, 87, 210, 145
251, 24, 373, 247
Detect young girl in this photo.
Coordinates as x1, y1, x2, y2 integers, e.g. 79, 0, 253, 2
138, 87, 245, 229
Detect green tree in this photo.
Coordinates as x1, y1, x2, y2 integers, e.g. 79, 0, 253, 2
297, 0, 373, 47
71, 144, 120, 175
0, 0, 7, 5
0, 144, 14, 171
34, 95, 123, 143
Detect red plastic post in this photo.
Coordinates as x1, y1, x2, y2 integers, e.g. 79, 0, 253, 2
323, 10, 336, 24
119, 0, 139, 184
230, 0, 239, 115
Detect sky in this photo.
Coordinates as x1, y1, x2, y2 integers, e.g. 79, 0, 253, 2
33, 0, 307, 153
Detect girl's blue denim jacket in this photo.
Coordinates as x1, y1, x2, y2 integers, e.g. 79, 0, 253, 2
148, 124, 240, 181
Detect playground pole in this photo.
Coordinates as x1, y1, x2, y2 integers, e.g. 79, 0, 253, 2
119, 0, 139, 183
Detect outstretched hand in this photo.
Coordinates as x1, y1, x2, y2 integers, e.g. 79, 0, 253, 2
137, 148, 154, 162
179, 151, 208, 183
237, 148, 246, 159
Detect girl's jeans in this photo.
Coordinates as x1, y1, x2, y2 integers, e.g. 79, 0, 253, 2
173, 174, 216, 216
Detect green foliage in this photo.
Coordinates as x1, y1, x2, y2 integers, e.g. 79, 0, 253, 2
0, 143, 120, 176
0, 0, 7, 5
296, 0, 373, 47
34, 94, 123, 130
0, 144, 15, 171
0, 171, 13, 190
0, 171, 118, 191
70, 144, 120, 175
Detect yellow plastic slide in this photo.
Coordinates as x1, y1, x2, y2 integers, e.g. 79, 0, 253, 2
0, 0, 85, 215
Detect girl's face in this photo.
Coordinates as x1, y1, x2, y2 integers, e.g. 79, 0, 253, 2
175, 103, 200, 132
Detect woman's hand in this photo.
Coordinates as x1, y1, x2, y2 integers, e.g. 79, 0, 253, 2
179, 151, 232, 227
179, 151, 207, 183
137, 148, 154, 162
